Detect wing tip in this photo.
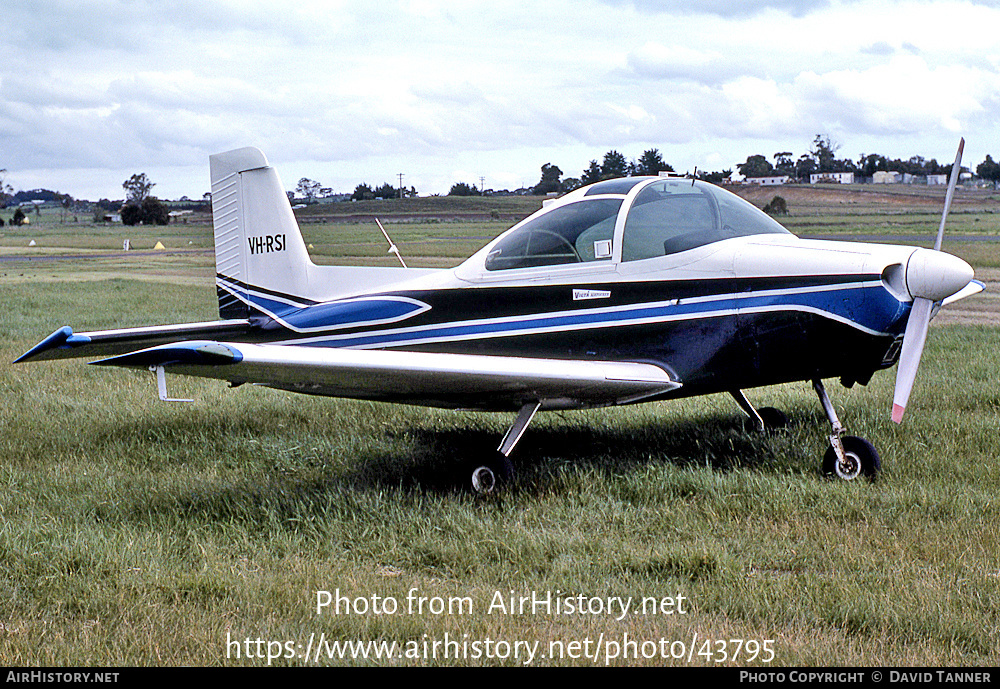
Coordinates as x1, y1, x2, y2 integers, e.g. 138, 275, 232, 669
14, 326, 91, 363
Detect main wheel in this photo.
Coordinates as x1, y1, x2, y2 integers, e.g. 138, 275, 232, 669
469, 453, 514, 494
822, 436, 880, 481
758, 406, 789, 431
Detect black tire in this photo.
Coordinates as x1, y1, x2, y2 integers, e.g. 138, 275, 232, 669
758, 406, 789, 431
822, 436, 880, 481
469, 453, 514, 494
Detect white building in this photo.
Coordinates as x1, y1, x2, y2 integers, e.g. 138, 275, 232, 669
810, 172, 855, 184
745, 176, 790, 186
873, 171, 901, 184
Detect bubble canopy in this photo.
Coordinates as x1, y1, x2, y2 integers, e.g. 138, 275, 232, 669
483, 177, 790, 271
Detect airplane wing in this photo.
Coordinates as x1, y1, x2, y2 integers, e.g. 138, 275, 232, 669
88, 341, 681, 411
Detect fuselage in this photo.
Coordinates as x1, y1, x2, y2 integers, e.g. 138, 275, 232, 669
225, 233, 920, 402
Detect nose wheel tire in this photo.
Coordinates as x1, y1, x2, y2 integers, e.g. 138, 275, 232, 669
822, 435, 880, 481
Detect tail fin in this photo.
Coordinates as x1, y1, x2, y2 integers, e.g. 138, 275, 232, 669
209, 147, 439, 320
210, 147, 315, 319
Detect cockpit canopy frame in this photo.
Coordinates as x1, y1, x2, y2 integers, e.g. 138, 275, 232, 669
481, 176, 790, 272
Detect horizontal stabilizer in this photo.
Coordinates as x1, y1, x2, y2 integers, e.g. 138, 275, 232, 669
92, 341, 681, 411
14, 320, 252, 363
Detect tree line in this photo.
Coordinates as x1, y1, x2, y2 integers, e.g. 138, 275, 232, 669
735, 134, 1000, 185
302, 139, 1000, 199
4, 137, 1000, 224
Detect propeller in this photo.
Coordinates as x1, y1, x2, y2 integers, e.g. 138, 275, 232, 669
891, 138, 972, 423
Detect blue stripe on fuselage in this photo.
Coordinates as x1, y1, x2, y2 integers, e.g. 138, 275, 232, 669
216, 277, 431, 333
280, 280, 906, 350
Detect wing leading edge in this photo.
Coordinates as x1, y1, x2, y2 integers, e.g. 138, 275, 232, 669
90, 341, 681, 412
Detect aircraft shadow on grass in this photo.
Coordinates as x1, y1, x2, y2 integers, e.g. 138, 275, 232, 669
95, 406, 835, 526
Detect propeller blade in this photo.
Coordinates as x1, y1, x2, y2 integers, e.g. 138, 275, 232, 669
934, 138, 964, 252
892, 297, 933, 423
892, 137, 965, 424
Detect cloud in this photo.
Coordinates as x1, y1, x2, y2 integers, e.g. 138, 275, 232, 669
626, 43, 736, 84
3, 0, 1000, 199
597, 0, 833, 17
792, 55, 999, 136
861, 42, 896, 56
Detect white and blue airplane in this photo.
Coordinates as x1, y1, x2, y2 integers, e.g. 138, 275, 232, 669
16, 144, 982, 492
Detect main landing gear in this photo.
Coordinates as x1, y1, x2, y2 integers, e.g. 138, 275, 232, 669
469, 401, 540, 495
731, 390, 789, 432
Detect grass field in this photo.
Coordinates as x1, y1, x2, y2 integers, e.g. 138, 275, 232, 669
1, 188, 998, 666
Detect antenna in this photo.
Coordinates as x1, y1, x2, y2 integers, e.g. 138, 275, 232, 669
375, 218, 407, 268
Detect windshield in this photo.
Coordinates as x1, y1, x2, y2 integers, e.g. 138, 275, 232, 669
485, 198, 622, 271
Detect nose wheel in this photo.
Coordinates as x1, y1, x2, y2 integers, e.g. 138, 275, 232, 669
813, 379, 881, 482
822, 435, 880, 481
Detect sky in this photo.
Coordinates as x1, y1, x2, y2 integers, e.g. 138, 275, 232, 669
2, 0, 999, 200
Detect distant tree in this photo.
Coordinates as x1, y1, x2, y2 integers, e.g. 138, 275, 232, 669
122, 173, 154, 205
121, 204, 142, 226
762, 196, 788, 216
698, 169, 732, 184
910, 156, 931, 175
581, 160, 603, 185
352, 183, 374, 201
794, 154, 817, 180
977, 155, 1000, 187
561, 177, 582, 192
737, 154, 774, 179
141, 197, 170, 225
296, 178, 323, 203
773, 152, 795, 176
858, 153, 888, 177
600, 150, 629, 179
533, 163, 563, 194
634, 149, 673, 176
374, 183, 397, 199
59, 194, 74, 224
811, 134, 840, 172
121, 196, 169, 225
448, 182, 481, 197
0, 168, 12, 208
922, 158, 946, 176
